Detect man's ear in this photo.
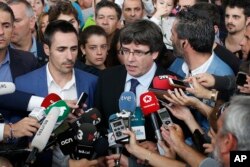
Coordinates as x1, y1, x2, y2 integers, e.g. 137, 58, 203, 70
151, 52, 159, 60
181, 39, 188, 48
220, 133, 238, 154
29, 16, 36, 31
43, 44, 50, 57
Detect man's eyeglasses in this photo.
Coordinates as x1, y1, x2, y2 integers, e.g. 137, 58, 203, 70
119, 48, 151, 57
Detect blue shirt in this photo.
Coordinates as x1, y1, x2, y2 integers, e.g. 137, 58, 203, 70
0, 50, 13, 82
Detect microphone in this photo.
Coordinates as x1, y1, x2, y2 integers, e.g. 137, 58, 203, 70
71, 108, 102, 130
152, 75, 177, 91
70, 123, 99, 160
26, 107, 61, 165
26, 101, 70, 165
29, 93, 62, 122
140, 91, 162, 141
0, 82, 15, 95
44, 100, 71, 127
45, 108, 102, 151
118, 91, 136, 129
41, 93, 61, 108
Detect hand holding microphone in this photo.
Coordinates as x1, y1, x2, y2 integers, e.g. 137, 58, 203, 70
4, 117, 40, 140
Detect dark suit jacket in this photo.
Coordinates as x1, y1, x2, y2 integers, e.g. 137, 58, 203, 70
95, 65, 175, 141
0, 48, 40, 120
36, 40, 49, 66
9, 47, 40, 80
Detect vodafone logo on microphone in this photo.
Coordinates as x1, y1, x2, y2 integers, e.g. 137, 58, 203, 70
143, 95, 152, 103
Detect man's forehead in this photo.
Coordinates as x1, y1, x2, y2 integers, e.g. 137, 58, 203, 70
123, 0, 143, 7
226, 6, 245, 15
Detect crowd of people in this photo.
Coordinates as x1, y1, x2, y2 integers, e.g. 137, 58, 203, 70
0, 0, 250, 166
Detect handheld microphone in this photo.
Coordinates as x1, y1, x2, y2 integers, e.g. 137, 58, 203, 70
118, 91, 136, 129
45, 100, 70, 125
26, 107, 61, 165
0, 82, 15, 95
41, 93, 61, 108
140, 91, 162, 141
29, 93, 61, 122
71, 108, 102, 130
119, 91, 136, 114
71, 123, 99, 160
152, 75, 177, 91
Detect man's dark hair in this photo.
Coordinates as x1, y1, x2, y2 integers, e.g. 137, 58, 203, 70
44, 20, 78, 47
95, 0, 122, 20
175, 8, 215, 53
192, 2, 220, 26
119, 19, 163, 53
80, 25, 107, 46
48, 1, 79, 23
0, 2, 15, 22
225, 0, 250, 17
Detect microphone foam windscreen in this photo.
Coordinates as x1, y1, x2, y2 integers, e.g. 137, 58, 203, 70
140, 91, 160, 116
41, 93, 61, 108
44, 100, 70, 122
76, 123, 98, 146
152, 75, 177, 90
0, 82, 15, 95
119, 91, 136, 113
31, 107, 61, 152
83, 108, 102, 125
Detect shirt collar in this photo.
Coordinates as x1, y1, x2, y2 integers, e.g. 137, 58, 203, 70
182, 52, 215, 77
126, 62, 157, 87
9, 36, 37, 57
30, 36, 37, 57
46, 63, 76, 90
0, 50, 10, 65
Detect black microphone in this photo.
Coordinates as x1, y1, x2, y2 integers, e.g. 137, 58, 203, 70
70, 123, 99, 160
70, 108, 102, 130
45, 108, 102, 150
56, 128, 78, 155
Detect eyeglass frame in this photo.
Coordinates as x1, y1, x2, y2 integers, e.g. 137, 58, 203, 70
119, 48, 151, 57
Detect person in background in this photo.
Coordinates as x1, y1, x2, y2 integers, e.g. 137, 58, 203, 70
37, 11, 48, 42
79, 25, 108, 76
223, 0, 250, 60
150, 0, 177, 50
26, 0, 45, 21
95, 0, 122, 47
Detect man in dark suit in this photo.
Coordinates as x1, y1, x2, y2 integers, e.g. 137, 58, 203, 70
95, 20, 176, 164
0, 2, 39, 121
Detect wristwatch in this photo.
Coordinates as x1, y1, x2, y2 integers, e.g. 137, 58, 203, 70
210, 89, 218, 101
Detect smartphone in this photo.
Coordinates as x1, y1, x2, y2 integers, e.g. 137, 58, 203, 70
236, 72, 247, 86
157, 108, 173, 127
148, 88, 169, 100
168, 78, 192, 89
72, 92, 88, 113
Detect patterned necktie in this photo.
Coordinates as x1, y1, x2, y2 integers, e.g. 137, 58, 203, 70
129, 79, 140, 95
